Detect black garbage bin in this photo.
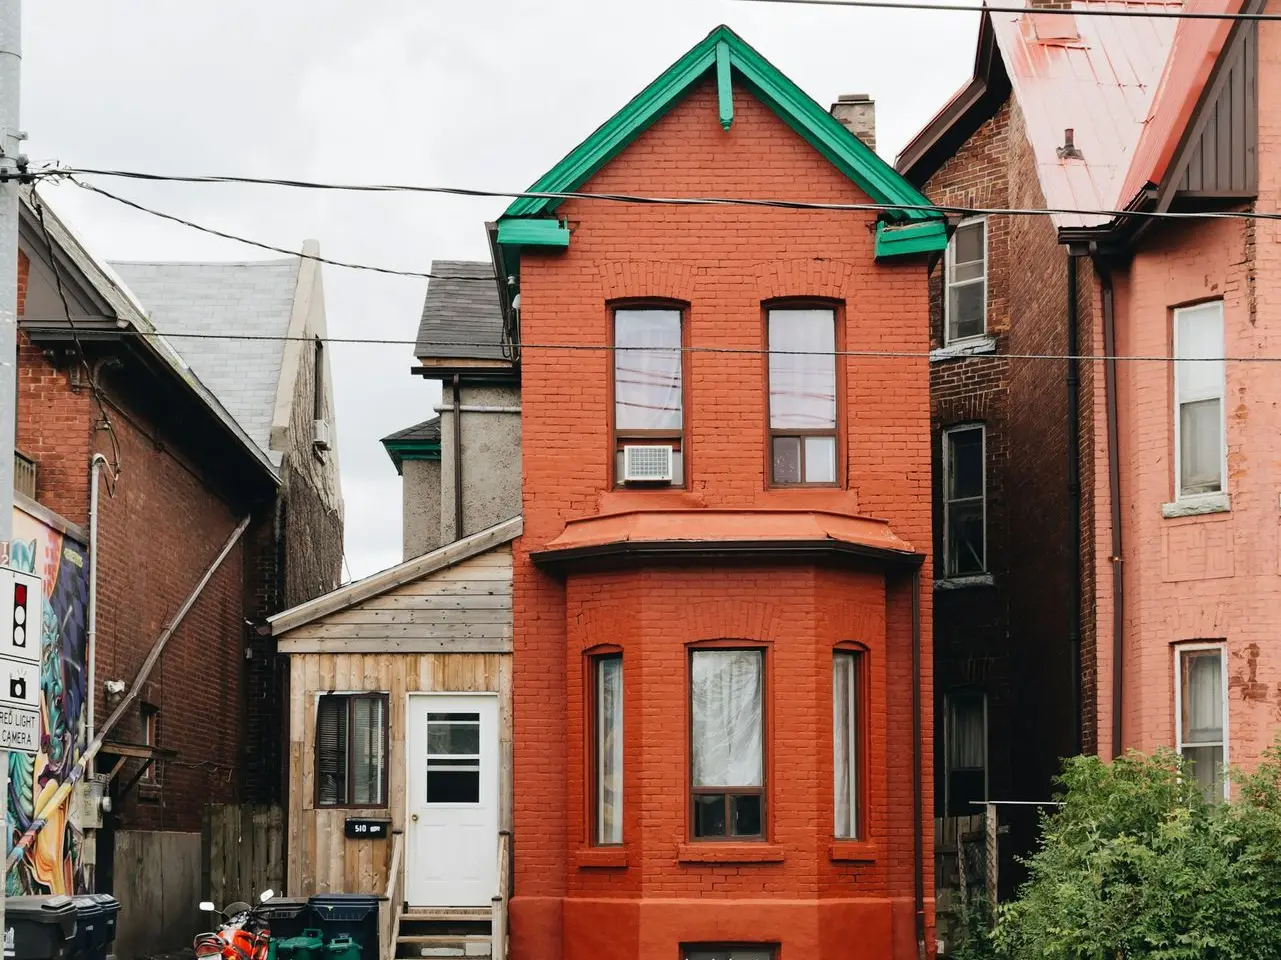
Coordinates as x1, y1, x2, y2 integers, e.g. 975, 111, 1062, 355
306, 896, 380, 960
68, 898, 101, 960
6, 895, 78, 960
260, 898, 310, 942
86, 896, 117, 960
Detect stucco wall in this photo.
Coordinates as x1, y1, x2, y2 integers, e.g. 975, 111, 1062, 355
439, 383, 521, 542
403, 458, 442, 559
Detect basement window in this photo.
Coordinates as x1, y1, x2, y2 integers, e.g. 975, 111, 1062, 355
316, 693, 388, 808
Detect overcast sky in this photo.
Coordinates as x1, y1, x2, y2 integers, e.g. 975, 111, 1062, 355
22, 0, 975, 579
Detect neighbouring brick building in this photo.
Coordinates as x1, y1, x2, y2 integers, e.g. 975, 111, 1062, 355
485, 25, 945, 960
14, 192, 343, 956
899, 0, 1276, 924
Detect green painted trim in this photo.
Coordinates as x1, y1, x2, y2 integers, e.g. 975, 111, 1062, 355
381, 438, 441, 476
496, 218, 570, 248
501, 25, 936, 228
716, 40, 733, 131
873, 220, 949, 259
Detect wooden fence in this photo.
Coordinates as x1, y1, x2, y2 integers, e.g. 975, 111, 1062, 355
203, 803, 287, 905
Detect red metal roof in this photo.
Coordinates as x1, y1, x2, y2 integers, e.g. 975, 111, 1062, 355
991, 0, 1180, 227
1116, 0, 1246, 205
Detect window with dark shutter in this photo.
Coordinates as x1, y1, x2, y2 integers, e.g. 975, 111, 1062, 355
316, 693, 387, 808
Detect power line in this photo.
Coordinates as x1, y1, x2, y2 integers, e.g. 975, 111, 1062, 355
733, 0, 1280, 20
64, 326, 1281, 364
67, 177, 495, 282
51, 166, 1281, 224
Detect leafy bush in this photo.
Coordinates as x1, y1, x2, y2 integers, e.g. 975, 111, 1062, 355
989, 742, 1281, 960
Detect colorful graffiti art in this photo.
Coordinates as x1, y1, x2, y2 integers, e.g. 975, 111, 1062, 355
7, 506, 89, 896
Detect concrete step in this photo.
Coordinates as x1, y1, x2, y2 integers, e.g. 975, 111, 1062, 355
396, 934, 492, 958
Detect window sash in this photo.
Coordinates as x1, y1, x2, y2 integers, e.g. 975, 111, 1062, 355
614, 308, 683, 434
1173, 302, 1225, 498
1175, 645, 1228, 801
767, 308, 837, 431
594, 656, 624, 845
833, 652, 861, 839
944, 692, 988, 817
942, 425, 986, 577
945, 220, 986, 343
316, 694, 389, 808
690, 649, 765, 839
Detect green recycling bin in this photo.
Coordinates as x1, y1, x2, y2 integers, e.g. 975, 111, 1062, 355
276, 929, 326, 960
324, 937, 360, 960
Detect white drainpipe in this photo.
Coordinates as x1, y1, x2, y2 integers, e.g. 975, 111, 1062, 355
87, 453, 108, 744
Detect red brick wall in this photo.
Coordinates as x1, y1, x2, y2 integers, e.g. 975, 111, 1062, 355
920, 93, 1080, 873
512, 78, 933, 960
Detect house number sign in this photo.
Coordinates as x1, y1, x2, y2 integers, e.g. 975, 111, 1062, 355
344, 818, 391, 839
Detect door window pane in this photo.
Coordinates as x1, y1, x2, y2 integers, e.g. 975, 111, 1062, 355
427, 770, 480, 804
615, 309, 682, 431
426, 710, 482, 805
595, 656, 624, 845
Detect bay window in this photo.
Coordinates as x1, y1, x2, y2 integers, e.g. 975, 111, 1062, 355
767, 306, 837, 485
833, 650, 862, 839
690, 649, 764, 839
593, 654, 624, 844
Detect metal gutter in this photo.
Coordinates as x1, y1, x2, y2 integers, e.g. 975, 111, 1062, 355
911, 567, 926, 960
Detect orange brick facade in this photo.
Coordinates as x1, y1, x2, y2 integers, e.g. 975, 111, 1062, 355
510, 79, 934, 960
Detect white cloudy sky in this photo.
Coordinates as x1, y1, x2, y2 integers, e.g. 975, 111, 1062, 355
22, 0, 975, 579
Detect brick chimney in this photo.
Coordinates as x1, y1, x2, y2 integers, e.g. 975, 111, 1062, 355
830, 94, 876, 154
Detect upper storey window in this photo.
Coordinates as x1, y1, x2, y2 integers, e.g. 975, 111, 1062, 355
945, 219, 986, 344
614, 306, 684, 486
767, 306, 837, 486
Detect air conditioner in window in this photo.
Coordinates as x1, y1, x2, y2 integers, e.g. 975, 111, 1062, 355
622, 444, 674, 483
312, 419, 331, 451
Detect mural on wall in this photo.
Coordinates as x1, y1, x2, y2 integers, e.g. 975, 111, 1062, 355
6, 505, 89, 896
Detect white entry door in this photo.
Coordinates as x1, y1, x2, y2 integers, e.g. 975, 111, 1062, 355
406, 694, 500, 906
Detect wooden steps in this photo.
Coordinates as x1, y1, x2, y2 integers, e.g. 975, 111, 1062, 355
395, 934, 492, 958
401, 907, 492, 923
395, 909, 493, 959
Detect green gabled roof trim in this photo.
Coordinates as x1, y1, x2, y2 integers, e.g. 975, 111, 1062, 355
381, 438, 441, 475
495, 218, 570, 248
716, 40, 734, 131
500, 24, 943, 249
874, 219, 948, 259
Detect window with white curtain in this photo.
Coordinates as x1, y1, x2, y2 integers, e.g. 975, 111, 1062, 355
945, 219, 986, 343
690, 649, 764, 838
614, 308, 683, 433
1176, 645, 1227, 801
1174, 302, 1225, 498
594, 655, 624, 845
833, 651, 862, 839
316, 693, 388, 807
944, 692, 987, 817
768, 306, 837, 485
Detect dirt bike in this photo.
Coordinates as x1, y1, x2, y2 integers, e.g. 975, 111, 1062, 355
193, 890, 276, 960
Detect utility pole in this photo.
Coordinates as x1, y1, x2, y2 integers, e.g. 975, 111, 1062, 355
0, 0, 22, 946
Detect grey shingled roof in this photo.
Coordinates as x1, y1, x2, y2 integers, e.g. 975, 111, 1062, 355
110, 259, 300, 464
414, 260, 506, 360
381, 417, 441, 444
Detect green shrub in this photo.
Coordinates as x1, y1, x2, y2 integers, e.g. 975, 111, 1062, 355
991, 741, 1281, 960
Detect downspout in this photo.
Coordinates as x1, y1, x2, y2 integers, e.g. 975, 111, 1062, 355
911, 566, 925, 960
451, 375, 464, 541
1095, 257, 1125, 759
87, 453, 109, 745
1065, 255, 1083, 754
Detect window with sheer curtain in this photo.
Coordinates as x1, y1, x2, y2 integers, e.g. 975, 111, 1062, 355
690, 649, 764, 839
1174, 302, 1225, 498
768, 306, 837, 485
1177, 646, 1226, 801
316, 693, 388, 807
594, 655, 624, 845
944, 692, 986, 816
614, 308, 683, 434
945, 219, 986, 343
833, 651, 862, 839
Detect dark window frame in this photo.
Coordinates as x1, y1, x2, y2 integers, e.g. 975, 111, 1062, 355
943, 689, 988, 817
589, 650, 624, 846
681, 943, 778, 960
140, 703, 161, 785
942, 422, 987, 578
833, 644, 867, 840
763, 299, 843, 488
315, 692, 390, 810
687, 644, 768, 842
609, 299, 689, 488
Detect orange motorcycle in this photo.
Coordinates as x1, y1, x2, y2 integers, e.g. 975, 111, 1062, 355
193, 890, 276, 960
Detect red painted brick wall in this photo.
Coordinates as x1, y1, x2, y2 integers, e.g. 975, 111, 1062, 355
512, 78, 933, 960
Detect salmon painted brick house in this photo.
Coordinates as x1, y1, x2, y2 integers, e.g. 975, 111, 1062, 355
491, 25, 946, 960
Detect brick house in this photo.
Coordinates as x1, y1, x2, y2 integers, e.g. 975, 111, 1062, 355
488, 25, 944, 960
898, 0, 1274, 905
14, 192, 343, 955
